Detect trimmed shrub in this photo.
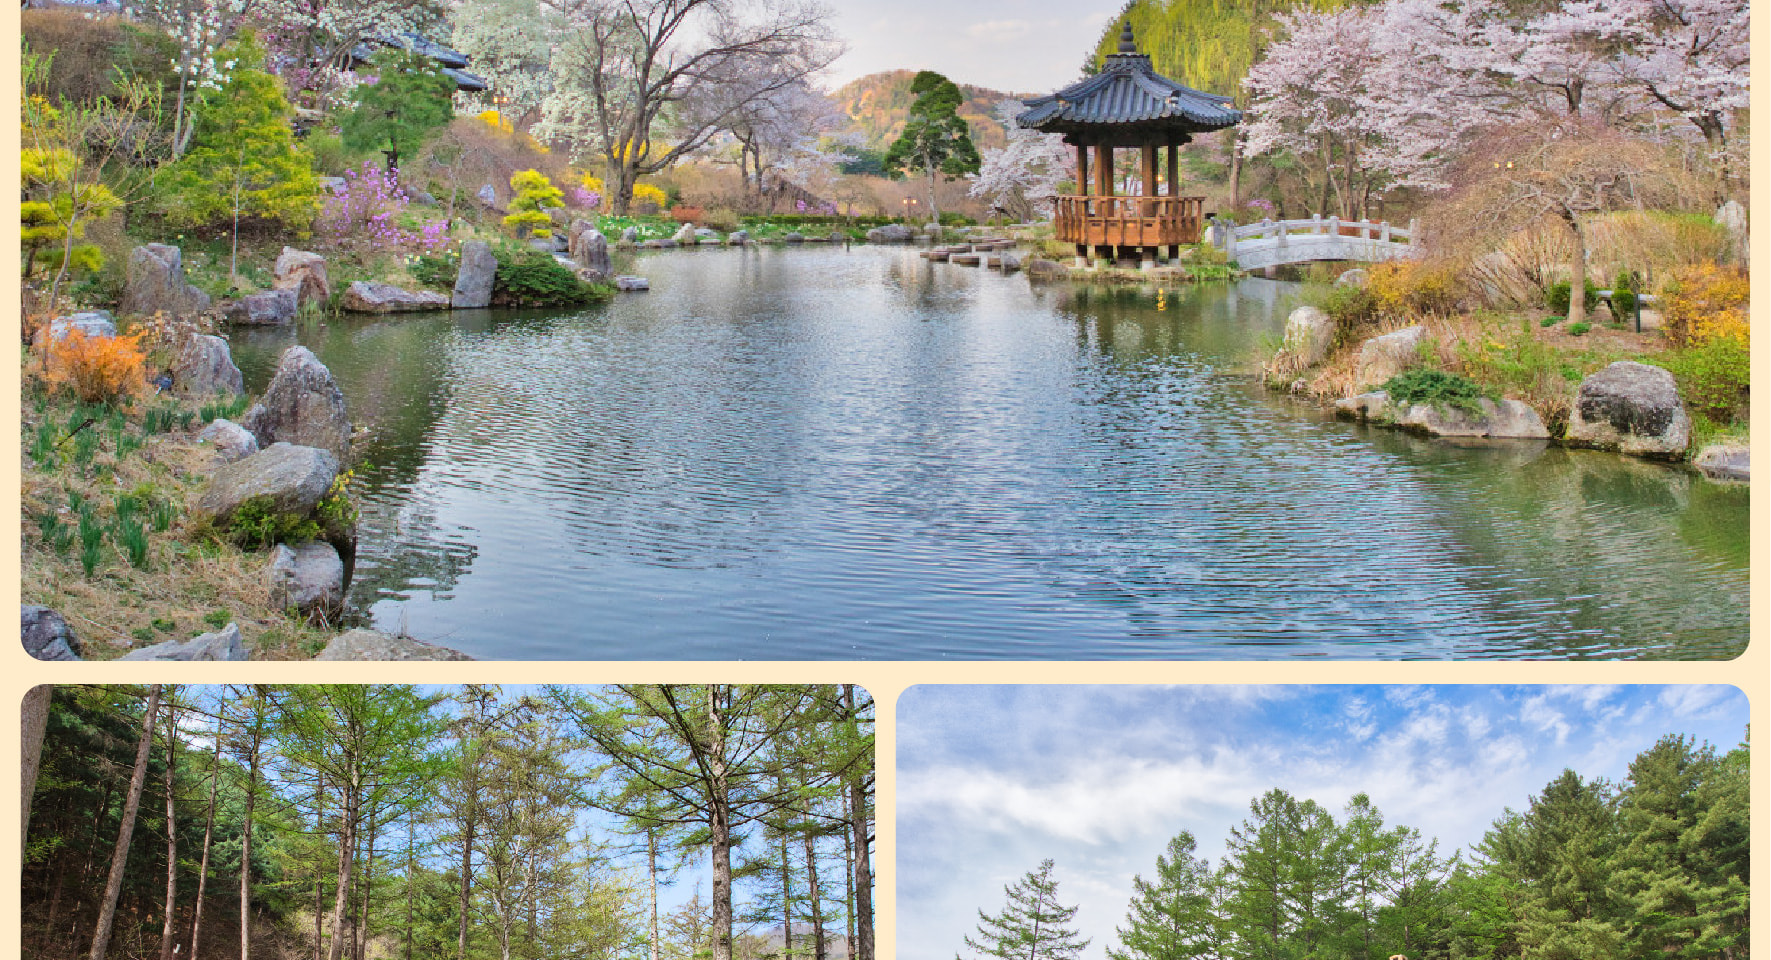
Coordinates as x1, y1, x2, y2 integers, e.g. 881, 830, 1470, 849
1382, 368, 1489, 415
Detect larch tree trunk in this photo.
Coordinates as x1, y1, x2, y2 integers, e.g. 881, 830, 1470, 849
190, 707, 223, 959
89, 684, 162, 960
648, 829, 661, 960
22, 685, 53, 849
241, 711, 261, 960
844, 684, 873, 960
160, 695, 180, 960
708, 688, 734, 960
327, 763, 360, 960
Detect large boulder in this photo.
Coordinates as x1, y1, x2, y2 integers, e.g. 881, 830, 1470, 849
193, 442, 340, 526
243, 346, 351, 457
1565, 361, 1691, 459
197, 418, 259, 464
22, 605, 80, 661
222, 288, 298, 326
452, 240, 498, 309
272, 247, 331, 307
574, 229, 611, 280
1355, 325, 1428, 389
672, 222, 698, 245
121, 244, 211, 318
1280, 305, 1335, 367
1336, 268, 1369, 287
614, 275, 650, 291
728, 229, 750, 245
340, 280, 451, 314
866, 223, 916, 243
267, 541, 346, 620
1025, 258, 1071, 279
1396, 398, 1549, 439
119, 624, 247, 661
173, 334, 244, 397
1694, 443, 1749, 482
41, 311, 117, 344
1334, 391, 1549, 439
620, 226, 639, 244
316, 629, 474, 660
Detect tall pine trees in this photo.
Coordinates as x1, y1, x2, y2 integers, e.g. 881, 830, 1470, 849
964, 859, 1091, 960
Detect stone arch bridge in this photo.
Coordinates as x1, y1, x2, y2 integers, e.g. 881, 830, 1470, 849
1211, 216, 1418, 271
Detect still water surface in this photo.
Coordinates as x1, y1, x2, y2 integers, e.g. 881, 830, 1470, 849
233, 246, 1748, 659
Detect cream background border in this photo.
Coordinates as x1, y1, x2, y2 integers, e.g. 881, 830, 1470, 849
0, 1, 1764, 954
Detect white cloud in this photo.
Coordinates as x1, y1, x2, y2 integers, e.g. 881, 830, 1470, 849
1657, 685, 1736, 718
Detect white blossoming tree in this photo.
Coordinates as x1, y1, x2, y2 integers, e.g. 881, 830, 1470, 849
968, 100, 1070, 223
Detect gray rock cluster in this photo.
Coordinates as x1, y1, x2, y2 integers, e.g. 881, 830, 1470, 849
316, 629, 474, 660
275, 247, 331, 309
241, 346, 352, 457
1355, 325, 1428, 389
174, 334, 245, 398
1564, 361, 1691, 459
1694, 444, 1749, 482
23, 605, 80, 660
222, 288, 298, 326
1335, 391, 1549, 439
341, 280, 451, 313
197, 418, 259, 464
866, 223, 915, 243
119, 624, 248, 661
268, 541, 346, 621
1279, 305, 1335, 368
193, 441, 341, 526
453, 240, 498, 308
121, 244, 211, 318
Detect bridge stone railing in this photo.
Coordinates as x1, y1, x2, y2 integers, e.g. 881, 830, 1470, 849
1210, 215, 1417, 270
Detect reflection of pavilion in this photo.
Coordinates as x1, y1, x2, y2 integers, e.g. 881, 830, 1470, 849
1018, 22, 1241, 264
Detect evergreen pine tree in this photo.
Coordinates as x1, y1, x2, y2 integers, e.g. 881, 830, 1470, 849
882, 71, 980, 222
1109, 831, 1222, 960
963, 859, 1091, 960
340, 49, 458, 173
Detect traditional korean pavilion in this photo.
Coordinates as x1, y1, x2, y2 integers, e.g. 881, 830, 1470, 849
1018, 22, 1241, 263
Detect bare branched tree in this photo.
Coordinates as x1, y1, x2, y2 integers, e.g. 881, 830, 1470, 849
535, 0, 841, 214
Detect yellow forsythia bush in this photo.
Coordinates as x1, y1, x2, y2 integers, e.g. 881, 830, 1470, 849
631, 183, 668, 209
1367, 260, 1461, 317
1662, 261, 1749, 347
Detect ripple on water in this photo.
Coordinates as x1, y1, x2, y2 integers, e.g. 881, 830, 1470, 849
234, 248, 1748, 659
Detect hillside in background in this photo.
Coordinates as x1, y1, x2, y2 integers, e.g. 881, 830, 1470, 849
832, 70, 1033, 152
1087, 0, 1351, 103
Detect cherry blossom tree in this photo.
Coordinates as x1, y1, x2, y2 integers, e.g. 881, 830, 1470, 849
1608, 0, 1749, 162
250, 0, 445, 103
714, 76, 852, 203
124, 0, 257, 157
450, 0, 562, 121
968, 100, 1070, 223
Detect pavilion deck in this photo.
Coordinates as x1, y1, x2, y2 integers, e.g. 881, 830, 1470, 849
1054, 196, 1207, 248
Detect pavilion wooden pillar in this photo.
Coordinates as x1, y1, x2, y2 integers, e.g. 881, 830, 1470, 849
1074, 143, 1090, 258
1094, 144, 1114, 259
1140, 144, 1159, 262
1167, 141, 1181, 259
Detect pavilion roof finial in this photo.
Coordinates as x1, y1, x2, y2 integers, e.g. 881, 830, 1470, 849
1118, 20, 1137, 53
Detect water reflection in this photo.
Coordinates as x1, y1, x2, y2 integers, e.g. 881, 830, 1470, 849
232, 248, 1747, 659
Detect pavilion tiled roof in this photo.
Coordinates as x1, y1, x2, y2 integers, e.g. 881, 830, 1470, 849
1017, 22, 1241, 138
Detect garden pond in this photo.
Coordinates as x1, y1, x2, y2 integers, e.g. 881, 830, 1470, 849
232, 245, 1749, 659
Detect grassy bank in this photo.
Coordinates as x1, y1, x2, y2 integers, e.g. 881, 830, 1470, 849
20, 363, 338, 659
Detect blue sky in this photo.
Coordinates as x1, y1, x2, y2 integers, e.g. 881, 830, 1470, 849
895, 685, 1750, 960
820, 0, 1125, 92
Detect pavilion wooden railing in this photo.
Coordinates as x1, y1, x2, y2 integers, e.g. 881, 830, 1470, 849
1054, 195, 1207, 248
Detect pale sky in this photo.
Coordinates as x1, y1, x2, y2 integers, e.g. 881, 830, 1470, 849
816, 0, 1126, 93
896, 685, 1750, 960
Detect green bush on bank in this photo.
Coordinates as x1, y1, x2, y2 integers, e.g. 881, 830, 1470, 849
1382, 368, 1491, 415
